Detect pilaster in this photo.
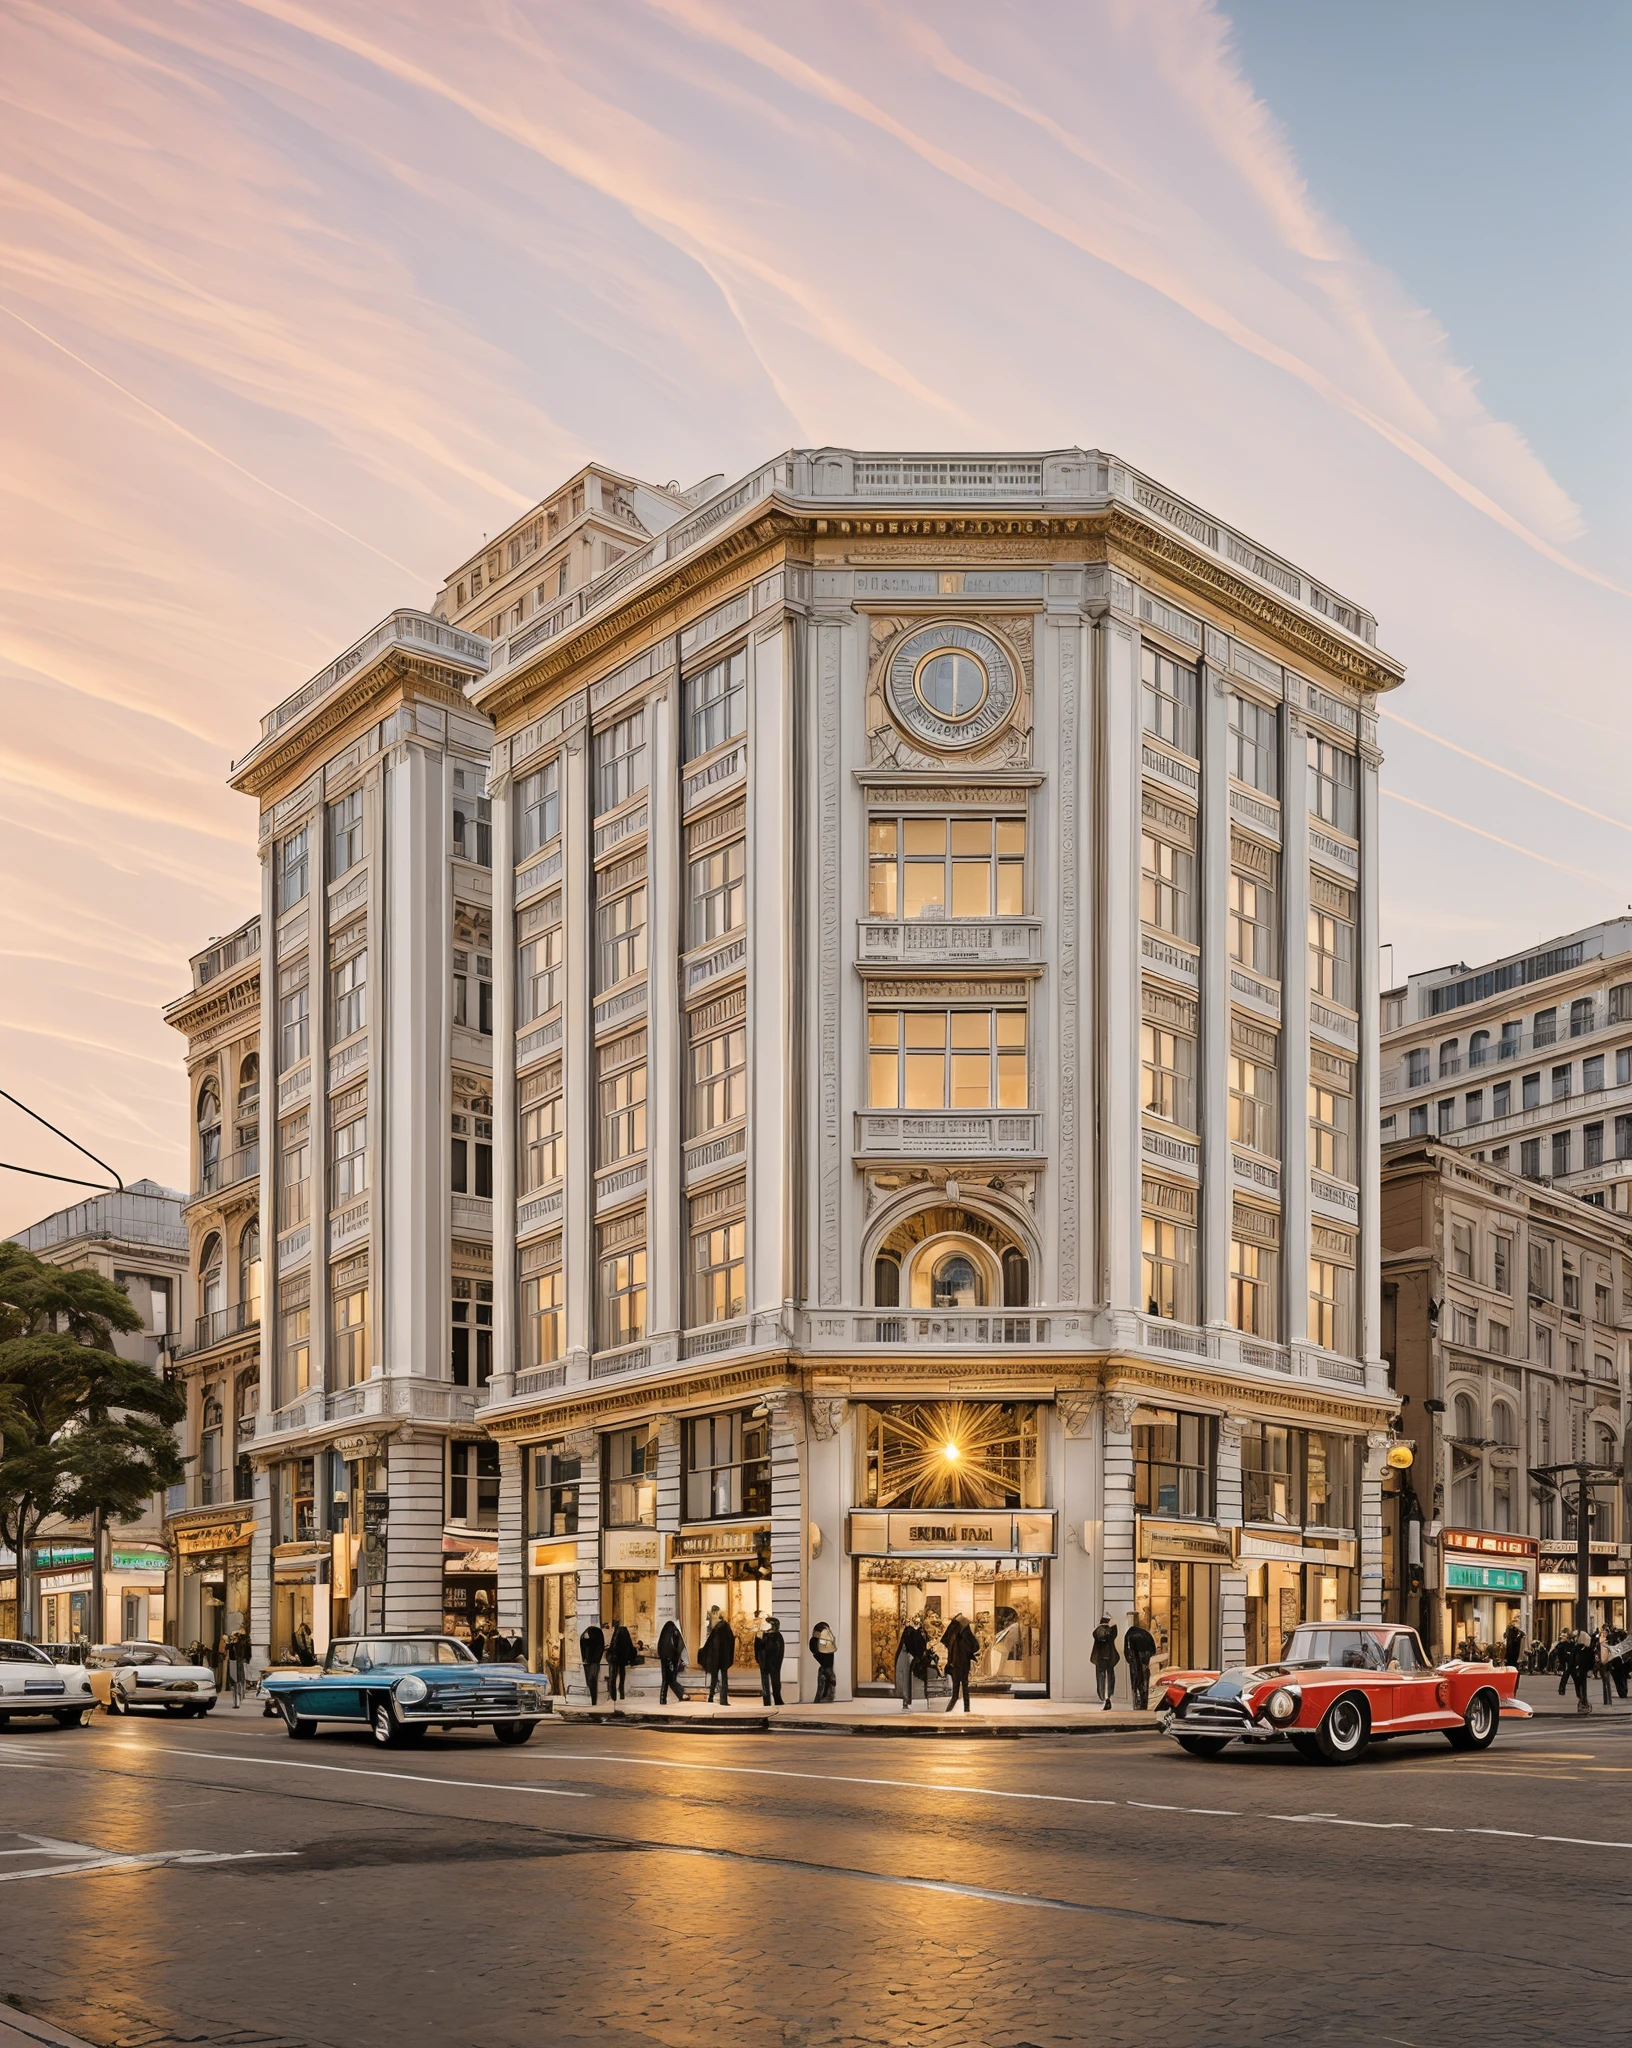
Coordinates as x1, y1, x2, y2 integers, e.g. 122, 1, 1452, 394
496, 1438, 524, 1634
1217, 1416, 1247, 1667
562, 732, 593, 1368
1281, 709, 1313, 1344
491, 746, 517, 1392
647, 682, 682, 1345
1357, 740, 1385, 1386
384, 1432, 443, 1633
1099, 618, 1142, 1311
1199, 660, 1232, 1326
749, 622, 790, 1336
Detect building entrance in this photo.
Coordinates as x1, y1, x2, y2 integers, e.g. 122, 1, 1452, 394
531, 1571, 576, 1690
1136, 1559, 1220, 1671
853, 1558, 1046, 1692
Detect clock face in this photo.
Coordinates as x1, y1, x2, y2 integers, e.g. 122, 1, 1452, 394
884, 621, 1018, 751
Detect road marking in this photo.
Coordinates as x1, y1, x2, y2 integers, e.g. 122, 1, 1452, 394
0, 1833, 296, 1885
105, 1742, 589, 1799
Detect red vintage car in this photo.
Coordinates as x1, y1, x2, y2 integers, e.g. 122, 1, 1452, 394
1157, 1622, 1532, 1764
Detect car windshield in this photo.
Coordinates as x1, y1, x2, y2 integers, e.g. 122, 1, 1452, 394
0, 1641, 52, 1666
1282, 1627, 1390, 1671
324, 1638, 475, 1672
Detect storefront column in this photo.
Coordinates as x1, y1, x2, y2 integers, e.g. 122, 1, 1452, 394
1102, 1393, 1139, 1695
384, 1433, 443, 1633
496, 1439, 524, 1638
654, 1417, 681, 1635
570, 1431, 601, 1697
1361, 1433, 1389, 1623
250, 1466, 273, 1666
1217, 1419, 1247, 1668
765, 1392, 805, 1700
805, 1398, 851, 1700
1057, 1394, 1099, 1703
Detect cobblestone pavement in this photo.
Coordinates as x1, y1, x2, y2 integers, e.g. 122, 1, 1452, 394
1, 1706, 1629, 2048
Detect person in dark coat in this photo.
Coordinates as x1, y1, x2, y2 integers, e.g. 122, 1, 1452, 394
755, 1616, 786, 1705
700, 1609, 737, 1704
940, 1616, 977, 1714
895, 1622, 930, 1709
1607, 1626, 1631, 1699
1090, 1616, 1120, 1710
1123, 1618, 1157, 1709
657, 1619, 688, 1704
605, 1621, 637, 1702
809, 1621, 837, 1703
1502, 1621, 1523, 1669
579, 1622, 606, 1706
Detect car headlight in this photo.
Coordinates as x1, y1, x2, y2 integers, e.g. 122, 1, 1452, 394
393, 1675, 429, 1705
1264, 1686, 1300, 1723
521, 1686, 548, 1712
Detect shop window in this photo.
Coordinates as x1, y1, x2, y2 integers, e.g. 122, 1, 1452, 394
854, 1557, 1045, 1693
284, 1458, 317, 1545
451, 1278, 493, 1387
604, 1425, 658, 1526
683, 1409, 771, 1520
529, 1443, 580, 1537
867, 815, 1025, 920
1134, 1407, 1215, 1519
860, 1401, 1041, 1511
449, 1440, 500, 1529
1240, 1421, 1294, 1524
1304, 1432, 1356, 1530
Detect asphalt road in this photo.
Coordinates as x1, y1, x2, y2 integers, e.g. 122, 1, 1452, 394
2, 1703, 1630, 2048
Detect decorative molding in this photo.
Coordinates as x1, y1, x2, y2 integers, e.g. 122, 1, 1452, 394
1057, 617, 1080, 1303
818, 616, 843, 1305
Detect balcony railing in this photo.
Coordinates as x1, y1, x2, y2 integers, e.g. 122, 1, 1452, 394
191, 1300, 260, 1353
196, 1142, 259, 1199
850, 1312, 1051, 1347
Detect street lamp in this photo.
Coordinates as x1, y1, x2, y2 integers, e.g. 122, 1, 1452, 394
1530, 1459, 1625, 1635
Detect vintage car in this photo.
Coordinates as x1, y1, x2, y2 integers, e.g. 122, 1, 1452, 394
261, 1635, 550, 1746
0, 1639, 96, 1726
1157, 1623, 1531, 1764
87, 1642, 219, 1715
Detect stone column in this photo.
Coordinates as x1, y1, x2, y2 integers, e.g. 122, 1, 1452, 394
764, 1389, 805, 1700
749, 623, 791, 1342
805, 1398, 850, 1699
1101, 1393, 1139, 1700
1056, 1391, 1099, 1702
1199, 659, 1232, 1328
1098, 618, 1143, 1314
647, 684, 682, 1355
1361, 1430, 1390, 1623
1217, 1417, 1248, 1667
570, 1431, 602, 1695
496, 1438, 524, 1637
1281, 708, 1313, 1347
490, 739, 517, 1397
1357, 730, 1385, 1390
654, 1415, 682, 1633
384, 1432, 444, 1633
561, 733, 594, 1371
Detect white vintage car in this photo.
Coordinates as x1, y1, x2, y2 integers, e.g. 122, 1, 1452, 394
87, 1642, 218, 1716
0, 1639, 96, 1726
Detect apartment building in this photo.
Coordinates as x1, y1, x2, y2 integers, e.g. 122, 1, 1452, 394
1382, 1142, 1630, 1652
463, 446, 1407, 1700
1381, 921, 1632, 1208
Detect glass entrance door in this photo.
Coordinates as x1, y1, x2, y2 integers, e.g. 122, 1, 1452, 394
532, 1573, 576, 1688
853, 1559, 1047, 1690
1137, 1560, 1220, 1670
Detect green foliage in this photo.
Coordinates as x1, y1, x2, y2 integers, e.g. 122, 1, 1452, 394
0, 1242, 186, 1567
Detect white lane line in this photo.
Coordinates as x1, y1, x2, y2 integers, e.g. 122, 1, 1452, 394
0, 1834, 296, 1885
104, 1743, 588, 1799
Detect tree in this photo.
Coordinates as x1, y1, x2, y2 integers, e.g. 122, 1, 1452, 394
0, 1243, 185, 1638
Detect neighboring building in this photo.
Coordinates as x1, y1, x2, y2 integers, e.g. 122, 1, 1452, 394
1381, 1141, 1630, 1654
160, 914, 264, 1655
465, 446, 1406, 1701
1381, 919, 1632, 1210
4, 1180, 186, 1643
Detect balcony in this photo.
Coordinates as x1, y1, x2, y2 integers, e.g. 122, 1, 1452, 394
191, 1300, 260, 1354
193, 921, 261, 987
848, 1313, 1051, 1348
194, 1143, 259, 1201
853, 1109, 1042, 1159
858, 917, 1042, 967
257, 1377, 479, 1442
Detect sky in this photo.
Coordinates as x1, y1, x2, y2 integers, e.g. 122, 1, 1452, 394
0, 0, 1627, 1229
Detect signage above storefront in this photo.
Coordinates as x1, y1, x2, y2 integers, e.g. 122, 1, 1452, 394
1540, 1572, 1627, 1599
1139, 1519, 1232, 1564
111, 1548, 170, 1573
603, 1529, 663, 1572
667, 1526, 769, 1564
1446, 1563, 1529, 1593
847, 1511, 1055, 1559
1237, 1532, 1359, 1567
176, 1522, 252, 1557
530, 1540, 580, 1575
1441, 1529, 1539, 1562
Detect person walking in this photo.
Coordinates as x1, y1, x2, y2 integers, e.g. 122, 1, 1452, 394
1607, 1626, 1630, 1700
894, 1621, 930, 1710
657, 1619, 688, 1704
755, 1616, 786, 1706
1569, 1629, 1593, 1715
808, 1621, 837, 1702
1123, 1616, 1157, 1710
1503, 1621, 1523, 1669
941, 1615, 976, 1714
578, 1621, 606, 1706
605, 1620, 637, 1703
1091, 1616, 1120, 1711
702, 1608, 737, 1704
225, 1625, 249, 1709
1590, 1628, 1614, 1708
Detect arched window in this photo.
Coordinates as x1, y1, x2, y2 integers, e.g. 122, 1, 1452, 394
200, 1384, 224, 1505
873, 1251, 900, 1309
197, 1079, 222, 1187
1490, 1403, 1516, 1448
239, 1220, 262, 1325
234, 1371, 260, 1501
237, 1052, 260, 1128
1002, 1248, 1029, 1309
199, 1232, 224, 1329
931, 1253, 981, 1310
1468, 1030, 1490, 1068
1453, 1392, 1479, 1442
1439, 1039, 1459, 1078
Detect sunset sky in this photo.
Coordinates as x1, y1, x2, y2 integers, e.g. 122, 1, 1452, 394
2, 0, 1626, 1228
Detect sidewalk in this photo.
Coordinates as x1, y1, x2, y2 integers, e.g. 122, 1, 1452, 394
552, 1695, 1159, 1737
1515, 1670, 1632, 1719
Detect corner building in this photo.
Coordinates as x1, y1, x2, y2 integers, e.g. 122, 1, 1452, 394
469, 450, 1407, 1700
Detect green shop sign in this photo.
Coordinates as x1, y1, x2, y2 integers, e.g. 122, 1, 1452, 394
1446, 1563, 1528, 1593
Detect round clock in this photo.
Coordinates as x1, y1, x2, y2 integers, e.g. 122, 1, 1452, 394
884, 621, 1019, 751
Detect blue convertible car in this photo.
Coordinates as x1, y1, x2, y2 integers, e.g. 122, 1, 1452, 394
262, 1636, 550, 1746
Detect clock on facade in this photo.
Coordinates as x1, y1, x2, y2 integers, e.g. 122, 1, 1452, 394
884, 620, 1019, 752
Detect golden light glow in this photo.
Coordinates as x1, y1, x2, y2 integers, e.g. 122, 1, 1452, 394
874, 1402, 1027, 1508
941, 1443, 960, 1462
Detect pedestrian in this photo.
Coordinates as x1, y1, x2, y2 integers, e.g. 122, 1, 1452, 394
1090, 1616, 1120, 1711
579, 1621, 606, 1706
1558, 1635, 1574, 1697
809, 1621, 837, 1703
755, 1615, 786, 1706
895, 1621, 929, 1710
701, 1608, 737, 1704
225, 1626, 249, 1708
1123, 1615, 1157, 1710
1503, 1621, 1523, 1669
940, 1615, 976, 1715
605, 1619, 637, 1702
1590, 1628, 1614, 1708
1570, 1629, 1593, 1715
1608, 1627, 1630, 1700
657, 1618, 688, 1703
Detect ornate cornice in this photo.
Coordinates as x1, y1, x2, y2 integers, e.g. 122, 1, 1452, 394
163, 965, 261, 1043
483, 1355, 800, 1439
231, 655, 480, 802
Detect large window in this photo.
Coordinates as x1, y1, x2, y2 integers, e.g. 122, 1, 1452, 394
520, 1065, 563, 1191
684, 648, 747, 760
1309, 883, 1355, 1009
596, 1225, 646, 1350
867, 816, 1025, 920
1241, 1421, 1295, 1523
687, 837, 746, 948
596, 859, 647, 991
1133, 1407, 1215, 1518
1228, 847, 1278, 975
1309, 1060, 1355, 1180
331, 1279, 369, 1388
453, 938, 492, 1035
1141, 645, 1197, 756
597, 1030, 647, 1165
280, 1280, 310, 1400
1309, 1243, 1356, 1353
277, 827, 309, 912
1229, 1234, 1279, 1339
278, 967, 309, 1072
449, 1440, 499, 1528
518, 760, 560, 858
451, 1106, 493, 1198
859, 1401, 1042, 1509
529, 1442, 580, 1537
1142, 1196, 1196, 1322
1228, 694, 1279, 796
1141, 1017, 1196, 1128
450, 1278, 492, 1388
689, 1184, 746, 1326
518, 921, 562, 1024
520, 1237, 563, 1367
329, 1113, 368, 1207
452, 780, 491, 867
1307, 735, 1358, 836
328, 789, 364, 876
689, 1010, 746, 1135
593, 710, 647, 815
1304, 1432, 1357, 1530
1141, 829, 1195, 941
197, 1080, 221, 1188
604, 1425, 658, 1527
330, 949, 367, 1041
684, 1409, 771, 1520
277, 1113, 310, 1230
867, 1008, 1027, 1110
1229, 1046, 1279, 1156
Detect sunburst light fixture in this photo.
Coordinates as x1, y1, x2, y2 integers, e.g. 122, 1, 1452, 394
876, 1401, 1025, 1509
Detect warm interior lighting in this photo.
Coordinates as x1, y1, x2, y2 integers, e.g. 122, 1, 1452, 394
941, 1443, 961, 1462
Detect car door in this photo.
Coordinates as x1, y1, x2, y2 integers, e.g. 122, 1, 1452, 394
303, 1642, 365, 1720
1385, 1630, 1445, 1728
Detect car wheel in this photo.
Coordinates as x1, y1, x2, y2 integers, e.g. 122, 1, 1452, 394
282, 1702, 316, 1741
1446, 1687, 1500, 1752
1174, 1733, 1229, 1757
1313, 1693, 1370, 1765
493, 1720, 536, 1746
54, 1708, 91, 1729
370, 1700, 403, 1747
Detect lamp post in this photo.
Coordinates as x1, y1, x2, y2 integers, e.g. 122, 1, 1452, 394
1530, 1459, 1624, 1634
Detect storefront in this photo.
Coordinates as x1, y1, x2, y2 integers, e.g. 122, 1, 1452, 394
1240, 1532, 1359, 1664
174, 1519, 253, 1659
442, 1535, 499, 1648
847, 1510, 1053, 1694
672, 1525, 772, 1676
528, 1539, 579, 1688
1537, 1544, 1624, 1644
272, 1546, 326, 1661
1136, 1520, 1228, 1670
600, 1526, 662, 1663
31, 1542, 170, 1648
1432, 1528, 1538, 1655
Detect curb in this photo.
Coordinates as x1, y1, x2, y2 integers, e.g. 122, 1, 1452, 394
550, 1706, 1158, 1738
